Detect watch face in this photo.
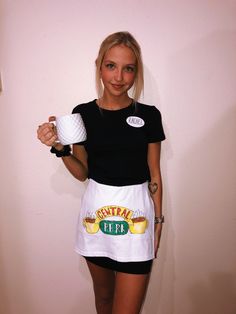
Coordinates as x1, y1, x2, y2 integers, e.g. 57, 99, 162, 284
155, 216, 164, 224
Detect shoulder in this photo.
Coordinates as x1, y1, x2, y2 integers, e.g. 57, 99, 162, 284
136, 102, 162, 118
136, 102, 165, 142
72, 99, 97, 114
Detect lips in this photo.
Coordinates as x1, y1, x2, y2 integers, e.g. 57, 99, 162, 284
111, 83, 124, 90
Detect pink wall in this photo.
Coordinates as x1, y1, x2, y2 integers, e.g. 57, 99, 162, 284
1, 0, 236, 313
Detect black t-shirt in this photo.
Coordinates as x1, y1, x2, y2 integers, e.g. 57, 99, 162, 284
72, 100, 165, 186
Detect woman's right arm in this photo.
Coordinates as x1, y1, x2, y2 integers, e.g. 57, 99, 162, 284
62, 145, 88, 182
37, 117, 88, 182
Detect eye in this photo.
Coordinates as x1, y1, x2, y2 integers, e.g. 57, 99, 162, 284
105, 63, 115, 70
124, 66, 135, 73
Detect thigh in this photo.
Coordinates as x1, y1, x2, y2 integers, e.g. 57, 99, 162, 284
86, 259, 116, 299
112, 272, 150, 314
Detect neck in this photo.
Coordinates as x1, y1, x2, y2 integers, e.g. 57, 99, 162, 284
98, 94, 132, 110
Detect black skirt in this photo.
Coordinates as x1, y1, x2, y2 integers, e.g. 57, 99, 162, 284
84, 256, 153, 274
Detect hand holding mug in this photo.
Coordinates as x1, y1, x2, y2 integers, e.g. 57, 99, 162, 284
37, 113, 87, 147
37, 116, 58, 147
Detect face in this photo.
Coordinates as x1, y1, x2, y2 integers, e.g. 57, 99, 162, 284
100, 44, 137, 98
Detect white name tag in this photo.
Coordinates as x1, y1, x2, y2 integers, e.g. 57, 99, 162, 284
126, 116, 145, 128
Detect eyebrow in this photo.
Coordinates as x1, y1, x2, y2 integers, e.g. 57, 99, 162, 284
104, 60, 136, 66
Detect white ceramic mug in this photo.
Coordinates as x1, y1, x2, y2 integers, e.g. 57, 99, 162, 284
55, 113, 87, 145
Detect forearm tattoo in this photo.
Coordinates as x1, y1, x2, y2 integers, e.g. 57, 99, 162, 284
148, 182, 158, 194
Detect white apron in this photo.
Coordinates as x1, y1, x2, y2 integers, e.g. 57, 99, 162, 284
75, 179, 155, 262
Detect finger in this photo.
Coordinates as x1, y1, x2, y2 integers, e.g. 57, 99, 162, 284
49, 116, 56, 122
37, 122, 52, 132
45, 135, 58, 146
38, 134, 58, 146
155, 245, 159, 258
42, 130, 57, 143
37, 125, 57, 143
38, 123, 55, 136
154, 235, 160, 258
155, 243, 158, 258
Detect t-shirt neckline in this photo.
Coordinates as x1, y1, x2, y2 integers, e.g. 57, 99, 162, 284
94, 99, 135, 113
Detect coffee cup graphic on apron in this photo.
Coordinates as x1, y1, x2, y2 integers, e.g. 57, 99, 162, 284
83, 217, 100, 234
129, 216, 148, 234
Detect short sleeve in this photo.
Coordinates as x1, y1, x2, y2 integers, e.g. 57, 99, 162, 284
145, 106, 166, 143
72, 105, 80, 115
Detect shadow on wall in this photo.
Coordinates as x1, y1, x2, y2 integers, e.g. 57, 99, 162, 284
166, 30, 236, 314
0, 227, 11, 314
189, 272, 236, 314
183, 106, 236, 314
50, 163, 87, 199
175, 105, 236, 314
141, 67, 176, 313
68, 256, 96, 314
144, 133, 175, 314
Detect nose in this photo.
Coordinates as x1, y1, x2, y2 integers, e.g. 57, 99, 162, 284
114, 68, 123, 82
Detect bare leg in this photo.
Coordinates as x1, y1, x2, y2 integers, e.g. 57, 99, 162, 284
112, 272, 150, 314
86, 260, 115, 314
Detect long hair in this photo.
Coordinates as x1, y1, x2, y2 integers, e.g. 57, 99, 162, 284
95, 31, 144, 102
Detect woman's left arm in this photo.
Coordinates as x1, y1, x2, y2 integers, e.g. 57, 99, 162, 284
147, 142, 163, 257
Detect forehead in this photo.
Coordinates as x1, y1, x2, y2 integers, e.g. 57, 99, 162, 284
104, 45, 136, 64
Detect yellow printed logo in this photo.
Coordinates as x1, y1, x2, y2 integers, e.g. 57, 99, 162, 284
83, 205, 148, 235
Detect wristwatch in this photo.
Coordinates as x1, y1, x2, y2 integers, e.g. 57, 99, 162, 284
154, 215, 164, 224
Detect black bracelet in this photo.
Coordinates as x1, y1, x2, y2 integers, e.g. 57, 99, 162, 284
50, 145, 71, 157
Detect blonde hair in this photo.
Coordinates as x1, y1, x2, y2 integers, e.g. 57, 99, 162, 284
95, 31, 144, 102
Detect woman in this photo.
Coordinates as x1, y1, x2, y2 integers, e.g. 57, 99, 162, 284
37, 31, 165, 314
